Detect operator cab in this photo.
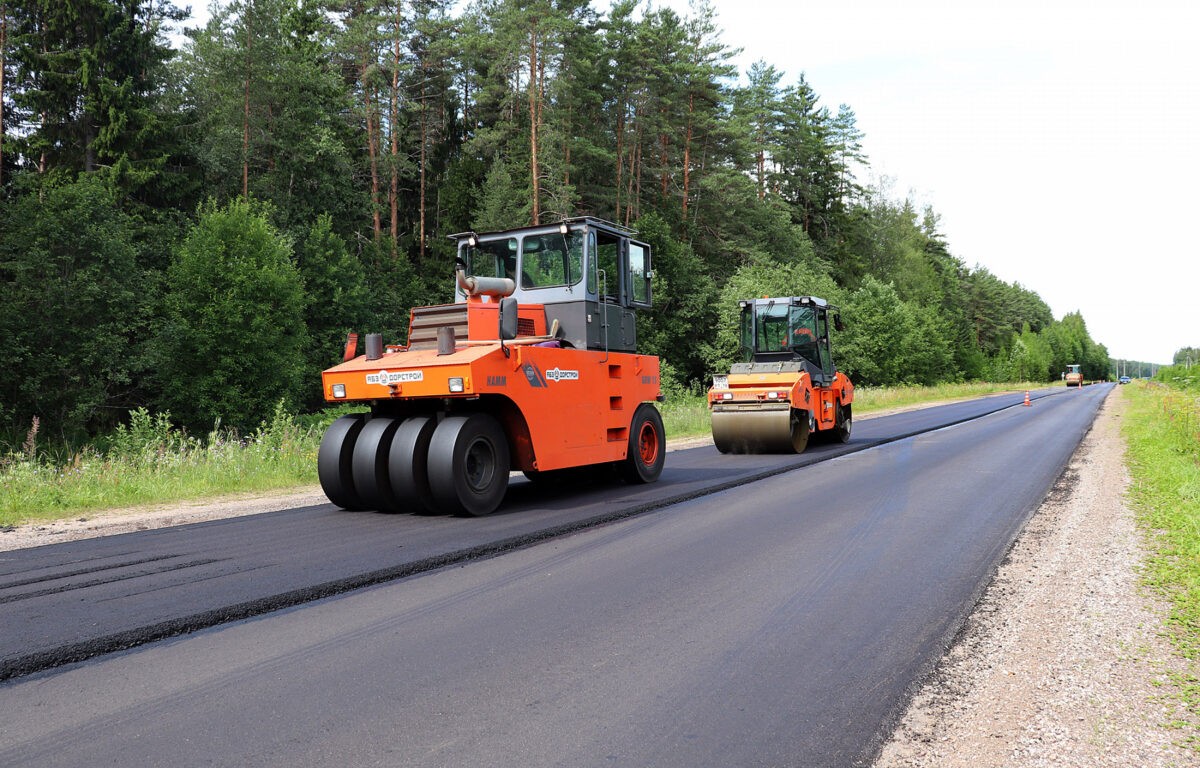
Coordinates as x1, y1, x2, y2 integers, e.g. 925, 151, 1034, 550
451, 217, 652, 352
737, 296, 842, 387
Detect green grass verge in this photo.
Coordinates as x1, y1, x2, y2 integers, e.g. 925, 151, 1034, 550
0, 380, 1042, 527
1122, 382, 1200, 741
0, 405, 326, 528
853, 380, 1043, 413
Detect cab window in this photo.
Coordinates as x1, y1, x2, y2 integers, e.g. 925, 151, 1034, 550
739, 306, 755, 362
628, 242, 649, 305
520, 232, 583, 289
464, 237, 517, 281
755, 303, 790, 352
597, 230, 624, 300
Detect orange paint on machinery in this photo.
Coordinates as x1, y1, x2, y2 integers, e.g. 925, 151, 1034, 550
323, 330, 660, 473
707, 296, 854, 454
317, 218, 665, 517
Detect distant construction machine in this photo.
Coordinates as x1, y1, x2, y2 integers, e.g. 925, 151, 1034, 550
708, 296, 854, 454
1065, 364, 1084, 387
316, 217, 665, 517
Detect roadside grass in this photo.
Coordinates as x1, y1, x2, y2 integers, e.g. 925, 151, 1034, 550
0, 404, 330, 528
1123, 381, 1200, 742
853, 379, 1042, 414
1, 380, 1040, 527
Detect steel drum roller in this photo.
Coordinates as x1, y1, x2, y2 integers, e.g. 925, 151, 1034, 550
711, 404, 807, 454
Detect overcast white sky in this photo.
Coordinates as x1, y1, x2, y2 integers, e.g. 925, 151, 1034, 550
660, 0, 1198, 364
182, 0, 1197, 364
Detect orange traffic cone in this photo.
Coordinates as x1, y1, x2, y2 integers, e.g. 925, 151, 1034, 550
1023, 391, 1031, 407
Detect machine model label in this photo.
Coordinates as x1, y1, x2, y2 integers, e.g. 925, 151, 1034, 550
544, 368, 580, 382
366, 369, 424, 385
487, 375, 507, 387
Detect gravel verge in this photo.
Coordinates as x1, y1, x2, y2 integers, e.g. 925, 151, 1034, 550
874, 388, 1198, 767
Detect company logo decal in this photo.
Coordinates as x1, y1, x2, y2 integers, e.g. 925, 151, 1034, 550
522, 364, 546, 388
521, 364, 579, 387
366, 369, 424, 385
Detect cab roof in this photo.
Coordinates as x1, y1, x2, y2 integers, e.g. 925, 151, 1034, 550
448, 217, 637, 243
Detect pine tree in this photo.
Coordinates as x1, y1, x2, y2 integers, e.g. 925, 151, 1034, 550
418, 2, 463, 250
676, 0, 735, 223
1, 0, 8, 190
4, 0, 184, 181
178, 0, 358, 233
734, 60, 784, 201
829, 104, 867, 207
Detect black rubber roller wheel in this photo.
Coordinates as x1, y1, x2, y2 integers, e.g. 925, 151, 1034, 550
351, 417, 403, 512
388, 415, 438, 514
618, 403, 665, 484
427, 414, 511, 516
317, 413, 369, 510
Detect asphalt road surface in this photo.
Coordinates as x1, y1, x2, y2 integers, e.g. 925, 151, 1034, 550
0, 385, 1109, 767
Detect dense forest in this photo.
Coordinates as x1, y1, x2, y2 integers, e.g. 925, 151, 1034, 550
0, 0, 1113, 443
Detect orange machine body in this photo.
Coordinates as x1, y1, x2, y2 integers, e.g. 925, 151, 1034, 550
322, 298, 661, 473
707, 367, 853, 434
316, 217, 665, 517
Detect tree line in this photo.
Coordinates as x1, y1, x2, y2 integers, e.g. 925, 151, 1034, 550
0, 0, 1111, 444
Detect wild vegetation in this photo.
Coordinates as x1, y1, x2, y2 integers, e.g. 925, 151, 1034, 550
2, 0, 1114, 454
0, 404, 323, 526
1124, 367, 1200, 737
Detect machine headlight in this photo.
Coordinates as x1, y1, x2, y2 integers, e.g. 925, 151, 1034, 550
448, 377, 465, 393
331, 383, 346, 399
712, 375, 728, 390
721, 392, 733, 400
767, 391, 780, 399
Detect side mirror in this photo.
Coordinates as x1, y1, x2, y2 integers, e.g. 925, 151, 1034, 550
499, 297, 518, 341
833, 314, 845, 333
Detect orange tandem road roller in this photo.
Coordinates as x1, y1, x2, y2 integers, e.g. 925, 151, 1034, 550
708, 296, 853, 454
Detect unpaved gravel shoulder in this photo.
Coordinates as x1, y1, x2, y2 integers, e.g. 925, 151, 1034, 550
874, 387, 1198, 767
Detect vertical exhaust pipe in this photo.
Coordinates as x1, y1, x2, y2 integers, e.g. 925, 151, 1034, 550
437, 326, 456, 356
365, 333, 383, 361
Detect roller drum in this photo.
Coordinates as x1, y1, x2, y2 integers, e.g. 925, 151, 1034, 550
711, 405, 808, 454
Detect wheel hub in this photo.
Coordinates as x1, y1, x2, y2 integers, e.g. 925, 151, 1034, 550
638, 423, 659, 465
464, 438, 496, 492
